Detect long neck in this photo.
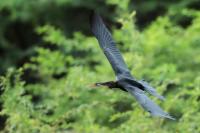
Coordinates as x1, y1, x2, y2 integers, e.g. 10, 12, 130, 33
96, 81, 118, 88
96, 81, 127, 92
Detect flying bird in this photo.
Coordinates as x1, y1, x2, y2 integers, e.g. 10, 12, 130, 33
90, 12, 175, 120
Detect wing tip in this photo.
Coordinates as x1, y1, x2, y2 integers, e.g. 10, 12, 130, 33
151, 112, 176, 120
90, 11, 100, 30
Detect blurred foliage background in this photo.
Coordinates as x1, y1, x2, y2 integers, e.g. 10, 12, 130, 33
0, 0, 200, 132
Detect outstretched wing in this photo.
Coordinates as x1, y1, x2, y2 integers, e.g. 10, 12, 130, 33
128, 87, 175, 120
90, 13, 133, 79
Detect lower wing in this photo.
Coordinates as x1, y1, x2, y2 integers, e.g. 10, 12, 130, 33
126, 87, 175, 120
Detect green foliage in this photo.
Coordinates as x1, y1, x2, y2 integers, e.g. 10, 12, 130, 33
0, 0, 200, 133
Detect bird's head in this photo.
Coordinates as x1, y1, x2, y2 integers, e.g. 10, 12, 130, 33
89, 81, 116, 89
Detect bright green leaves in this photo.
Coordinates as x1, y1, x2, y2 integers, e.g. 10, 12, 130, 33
0, 68, 37, 132
31, 48, 67, 77
0, 1, 200, 132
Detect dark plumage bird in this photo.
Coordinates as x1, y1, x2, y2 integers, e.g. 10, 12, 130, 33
90, 12, 175, 120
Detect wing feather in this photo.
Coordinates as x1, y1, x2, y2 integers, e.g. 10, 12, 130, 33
91, 13, 132, 79
128, 87, 175, 120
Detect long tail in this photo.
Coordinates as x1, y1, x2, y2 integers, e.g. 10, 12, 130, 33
127, 87, 175, 120
139, 80, 165, 101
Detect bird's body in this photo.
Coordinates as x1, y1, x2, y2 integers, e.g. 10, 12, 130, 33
95, 78, 145, 92
96, 78, 143, 89
90, 12, 175, 120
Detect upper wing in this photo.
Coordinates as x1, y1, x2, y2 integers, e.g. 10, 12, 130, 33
90, 13, 133, 79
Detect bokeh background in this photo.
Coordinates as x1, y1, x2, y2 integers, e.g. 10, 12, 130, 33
0, 0, 200, 132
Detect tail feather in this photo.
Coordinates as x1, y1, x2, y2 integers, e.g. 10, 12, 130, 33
127, 87, 175, 120
139, 80, 165, 101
